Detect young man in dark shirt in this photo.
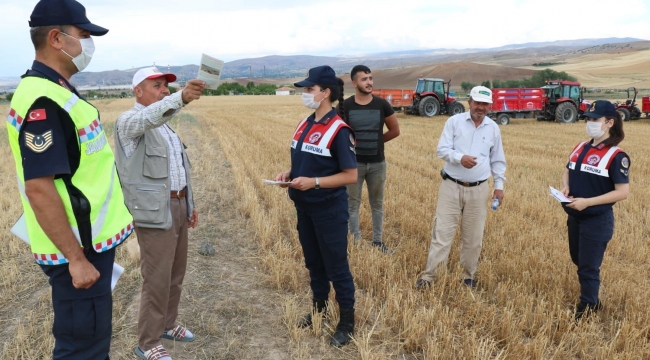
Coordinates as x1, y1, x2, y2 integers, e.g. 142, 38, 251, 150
343, 65, 400, 252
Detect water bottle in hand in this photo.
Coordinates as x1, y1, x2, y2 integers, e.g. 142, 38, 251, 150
491, 198, 500, 210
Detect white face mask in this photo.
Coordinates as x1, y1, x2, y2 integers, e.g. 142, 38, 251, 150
302, 91, 325, 110
61, 33, 95, 72
586, 121, 606, 139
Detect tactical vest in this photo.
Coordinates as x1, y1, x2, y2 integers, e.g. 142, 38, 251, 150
6, 76, 134, 265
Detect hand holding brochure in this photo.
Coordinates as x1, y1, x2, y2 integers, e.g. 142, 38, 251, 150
197, 53, 224, 89
549, 186, 573, 203
263, 179, 292, 186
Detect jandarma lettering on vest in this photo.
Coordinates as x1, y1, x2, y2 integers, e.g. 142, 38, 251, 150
85, 132, 108, 155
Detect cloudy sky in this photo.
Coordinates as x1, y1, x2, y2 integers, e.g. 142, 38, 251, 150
1, 0, 648, 77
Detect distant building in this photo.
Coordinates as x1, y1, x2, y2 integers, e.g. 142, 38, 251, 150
275, 86, 295, 96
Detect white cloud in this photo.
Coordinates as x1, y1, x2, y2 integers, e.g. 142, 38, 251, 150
0, 0, 647, 77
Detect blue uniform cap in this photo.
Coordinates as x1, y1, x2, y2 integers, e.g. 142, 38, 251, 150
294, 66, 338, 87
29, 0, 109, 36
583, 100, 617, 119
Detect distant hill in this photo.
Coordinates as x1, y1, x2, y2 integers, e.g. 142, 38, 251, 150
71, 64, 200, 87
1, 38, 647, 91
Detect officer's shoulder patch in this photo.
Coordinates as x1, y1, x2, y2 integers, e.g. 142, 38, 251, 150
349, 146, 355, 154
27, 109, 47, 122
25, 130, 53, 153
349, 133, 354, 145
620, 168, 629, 177
621, 157, 629, 169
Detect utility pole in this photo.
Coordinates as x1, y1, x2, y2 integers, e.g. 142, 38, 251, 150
249, 65, 252, 78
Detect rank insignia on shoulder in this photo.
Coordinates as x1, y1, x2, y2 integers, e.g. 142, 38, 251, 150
620, 168, 628, 177
25, 130, 53, 153
621, 157, 629, 169
349, 134, 355, 145
349, 146, 356, 154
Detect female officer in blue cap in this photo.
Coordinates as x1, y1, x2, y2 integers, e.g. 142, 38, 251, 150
560, 100, 630, 321
275, 65, 358, 347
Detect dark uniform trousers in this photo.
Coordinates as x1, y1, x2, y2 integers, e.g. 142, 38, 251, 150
296, 195, 355, 309
567, 210, 614, 304
40, 247, 115, 360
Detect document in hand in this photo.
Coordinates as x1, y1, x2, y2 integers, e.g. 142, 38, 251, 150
197, 53, 224, 89
549, 186, 573, 203
263, 179, 292, 186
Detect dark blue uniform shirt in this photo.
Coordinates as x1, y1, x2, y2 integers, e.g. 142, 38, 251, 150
563, 140, 630, 218
289, 108, 357, 204
18, 61, 82, 180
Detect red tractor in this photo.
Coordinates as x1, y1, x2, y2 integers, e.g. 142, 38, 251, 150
614, 87, 642, 121
537, 80, 589, 123
409, 77, 465, 117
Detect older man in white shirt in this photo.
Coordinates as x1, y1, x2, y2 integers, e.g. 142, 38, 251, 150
416, 86, 506, 289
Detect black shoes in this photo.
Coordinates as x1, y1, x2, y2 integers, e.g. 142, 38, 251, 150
575, 301, 603, 322
299, 301, 355, 348
463, 279, 477, 289
298, 299, 327, 328
371, 241, 391, 254
330, 308, 355, 347
415, 278, 432, 289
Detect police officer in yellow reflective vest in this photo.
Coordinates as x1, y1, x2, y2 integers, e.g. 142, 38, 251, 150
6, 1, 134, 359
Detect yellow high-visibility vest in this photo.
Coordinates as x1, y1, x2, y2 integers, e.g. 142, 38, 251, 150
6, 76, 134, 265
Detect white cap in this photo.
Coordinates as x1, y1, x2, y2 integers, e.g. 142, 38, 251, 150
132, 67, 177, 89
469, 86, 493, 103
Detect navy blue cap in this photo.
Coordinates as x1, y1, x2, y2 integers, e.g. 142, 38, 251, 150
294, 65, 338, 87
29, 0, 109, 36
583, 100, 617, 118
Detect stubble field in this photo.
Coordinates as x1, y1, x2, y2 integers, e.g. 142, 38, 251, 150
2, 95, 650, 359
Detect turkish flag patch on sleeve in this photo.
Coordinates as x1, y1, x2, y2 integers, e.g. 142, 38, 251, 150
28, 109, 47, 121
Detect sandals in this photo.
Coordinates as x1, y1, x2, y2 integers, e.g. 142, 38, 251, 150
161, 325, 195, 342
134, 345, 171, 360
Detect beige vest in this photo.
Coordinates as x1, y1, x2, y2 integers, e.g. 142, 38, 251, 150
114, 125, 194, 229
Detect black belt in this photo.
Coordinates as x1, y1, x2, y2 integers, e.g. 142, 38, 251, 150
441, 170, 486, 187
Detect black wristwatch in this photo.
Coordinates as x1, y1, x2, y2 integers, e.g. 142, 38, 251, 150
314, 177, 320, 189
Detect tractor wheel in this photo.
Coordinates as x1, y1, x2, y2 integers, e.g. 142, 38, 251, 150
418, 97, 440, 117
448, 101, 465, 116
496, 113, 510, 125
555, 102, 578, 123
631, 106, 641, 120
617, 108, 630, 121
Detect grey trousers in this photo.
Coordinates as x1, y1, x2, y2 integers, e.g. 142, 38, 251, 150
347, 161, 387, 243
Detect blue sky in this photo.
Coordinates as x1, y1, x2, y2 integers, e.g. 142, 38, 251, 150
1, 0, 648, 77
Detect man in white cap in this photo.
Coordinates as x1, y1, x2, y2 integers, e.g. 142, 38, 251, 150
114, 68, 204, 360
415, 86, 506, 290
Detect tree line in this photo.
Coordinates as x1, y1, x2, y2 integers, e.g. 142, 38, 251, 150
460, 68, 578, 91
202, 81, 280, 96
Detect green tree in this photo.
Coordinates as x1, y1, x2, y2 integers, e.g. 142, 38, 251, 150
481, 80, 491, 88
461, 81, 476, 92
6, 93, 13, 101
168, 86, 177, 93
